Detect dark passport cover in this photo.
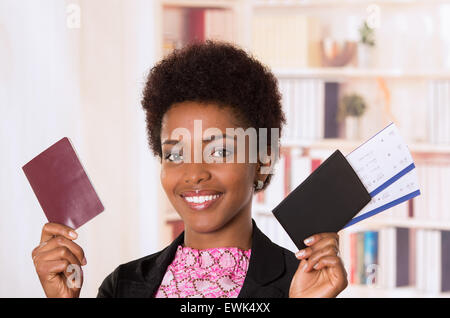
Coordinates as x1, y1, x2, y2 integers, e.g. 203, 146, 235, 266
22, 137, 104, 229
272, 150, 371, 250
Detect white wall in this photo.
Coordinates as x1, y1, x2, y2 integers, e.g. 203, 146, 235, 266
0, 0, 160, 297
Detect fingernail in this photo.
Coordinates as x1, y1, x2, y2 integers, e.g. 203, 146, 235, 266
295, 250, 306, 258
69, 231, 78, 239
303, 261, 308, 271
304, 237, 314, 245
313, 263, 319, 270
39, 241, 47, 248
82, 257, 87, 265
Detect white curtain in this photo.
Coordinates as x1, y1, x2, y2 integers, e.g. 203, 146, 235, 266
0, 0, 160, 297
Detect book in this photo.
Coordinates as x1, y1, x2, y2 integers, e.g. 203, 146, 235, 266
204, 9, 234, 43
185, 8, 205, 43
349, 232, 357, 284
251, 13, 310, 69
324, 82, 340, 138
364, 231, 379, 285
428, 80, 450, 145
356, 232, 365, 284
409, 228, 417, 286
396, 227, 410, 287
278, 78, 325, 142
442, 230, 450, 292
22, 137, 104, 229
289, 150, 310, 193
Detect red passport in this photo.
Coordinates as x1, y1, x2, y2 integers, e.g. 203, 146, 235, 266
22, 137, 104, 229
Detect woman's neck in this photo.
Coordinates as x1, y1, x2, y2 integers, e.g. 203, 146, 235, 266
183, 210, 253, 251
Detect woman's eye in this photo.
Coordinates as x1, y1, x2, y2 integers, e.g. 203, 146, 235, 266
164, 152, 183, 162
212, 148, 232, 158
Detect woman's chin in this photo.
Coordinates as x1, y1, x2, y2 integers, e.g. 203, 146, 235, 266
182, 215, 225, 234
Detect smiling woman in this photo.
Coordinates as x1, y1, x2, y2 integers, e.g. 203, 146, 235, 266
31, 40, 348, 298
134, 40, 346, 298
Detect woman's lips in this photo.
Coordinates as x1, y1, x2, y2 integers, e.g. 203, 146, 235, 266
180, 193, 223, 211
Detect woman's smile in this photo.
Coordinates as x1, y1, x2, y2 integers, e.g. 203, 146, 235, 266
179, 192, 224, 211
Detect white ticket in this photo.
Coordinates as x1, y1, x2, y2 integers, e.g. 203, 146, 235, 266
344, 123, 421, 227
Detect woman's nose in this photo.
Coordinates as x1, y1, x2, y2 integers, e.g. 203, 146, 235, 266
183, 163, 212, 184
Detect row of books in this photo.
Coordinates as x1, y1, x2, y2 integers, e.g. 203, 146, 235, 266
428, 80, 450, 145
344, 227, 450, 293
276, 78, 385, 142
277, 77, 450, 146
162, 7, 234, 56
258, 149, 450, 223
413, 163, 450, 222
252, 13, 321, 68
278, 78, 325, 141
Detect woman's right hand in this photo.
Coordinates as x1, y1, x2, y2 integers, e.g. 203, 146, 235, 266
32, 223, 87, 298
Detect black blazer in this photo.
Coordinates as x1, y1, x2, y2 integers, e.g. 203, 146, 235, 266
97, 219, 300, 298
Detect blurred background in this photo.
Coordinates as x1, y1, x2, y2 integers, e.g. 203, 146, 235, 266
1, 0, 449, 297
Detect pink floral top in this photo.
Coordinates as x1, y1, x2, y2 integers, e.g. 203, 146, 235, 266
154, 245, 252, 298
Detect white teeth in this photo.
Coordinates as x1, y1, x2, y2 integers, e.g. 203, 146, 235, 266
184, 194, 220, 204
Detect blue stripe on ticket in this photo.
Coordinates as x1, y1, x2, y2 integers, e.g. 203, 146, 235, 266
369, 163, 416, 198
344, 189, 421, 228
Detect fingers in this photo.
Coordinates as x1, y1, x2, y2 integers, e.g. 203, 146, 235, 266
35, 259, 70, 278
35, 259, 83, 289
303, 248, 339, 273
34, 246, 81, 270
41, 222, 78, 244
32, 235, 86, 266
303, 232, 339, 248
312, 256, 348, 290
33, 245, 84, 283
33, 245, 84, 288
295, 232, 339, 260
295, 232, 340, 272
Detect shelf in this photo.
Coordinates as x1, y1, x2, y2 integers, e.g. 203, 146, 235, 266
280, 138, 450, 156
253, 0, 449, 9
339, 284, 450, 298
345, 218, 450, 232
161, 0, 237, 8
273, 67, 450, 80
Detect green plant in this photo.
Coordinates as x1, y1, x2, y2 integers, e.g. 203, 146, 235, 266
338, 93, 367, 120
359, 21, 375, 47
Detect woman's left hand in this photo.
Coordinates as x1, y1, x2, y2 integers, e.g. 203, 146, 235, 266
289, 232, 348, 298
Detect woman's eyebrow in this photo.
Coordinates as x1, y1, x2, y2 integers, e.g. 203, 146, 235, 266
162, 133, 234, 145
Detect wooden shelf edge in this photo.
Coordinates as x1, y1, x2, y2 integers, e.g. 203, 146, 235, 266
161, 0, 238, 8
340, 284, 450, 298
272, 67, 450, 80
254, 210, 450, 231
280, 138, 450, 156
253, 0, 450, 10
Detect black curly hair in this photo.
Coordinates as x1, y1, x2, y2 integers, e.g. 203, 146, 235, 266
141, 40, 286, 192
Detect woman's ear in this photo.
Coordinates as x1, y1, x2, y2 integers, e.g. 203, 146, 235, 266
255, 146, 273, 184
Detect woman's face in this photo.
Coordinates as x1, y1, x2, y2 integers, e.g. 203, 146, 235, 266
160, 101, 258, 234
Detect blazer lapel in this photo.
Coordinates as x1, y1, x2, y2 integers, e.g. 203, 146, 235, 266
126, 231, 184, 298
238, 220, 287, 298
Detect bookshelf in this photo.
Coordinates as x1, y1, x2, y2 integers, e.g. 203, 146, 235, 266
156, 0, 450, 297
252, 0, 450, 9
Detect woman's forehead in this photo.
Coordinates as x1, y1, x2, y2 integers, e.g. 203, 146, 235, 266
161, 101, 243, 137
